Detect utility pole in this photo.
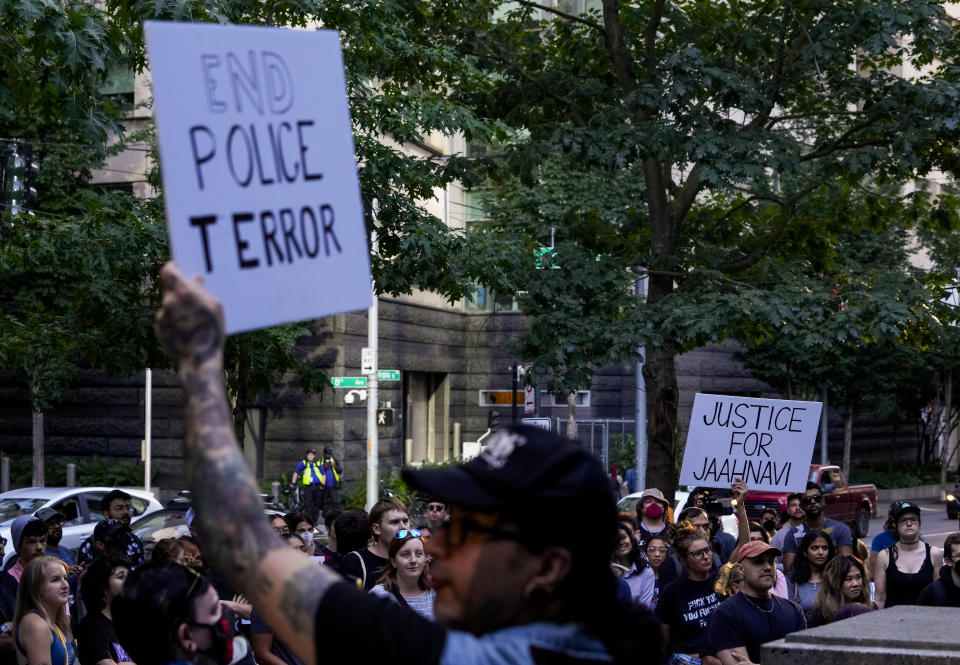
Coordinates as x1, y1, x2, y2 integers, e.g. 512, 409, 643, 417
635, 271, 648, 492
365, 201, 379, 512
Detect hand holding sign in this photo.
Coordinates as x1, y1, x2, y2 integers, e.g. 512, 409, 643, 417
731, 479, 749, 503
155, 261, 225, 371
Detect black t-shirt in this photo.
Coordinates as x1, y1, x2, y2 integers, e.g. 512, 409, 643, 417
316, 583, 446, 663
707, 592, 806, 662
76, 610, 133, 664
655, 575, 721, 655
337, 549, 388, 591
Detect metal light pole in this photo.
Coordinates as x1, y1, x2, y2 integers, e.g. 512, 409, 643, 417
635, 271, 648, 492
365, 201, 379, 512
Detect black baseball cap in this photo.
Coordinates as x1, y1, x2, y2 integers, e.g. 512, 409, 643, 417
888, 500, 921, 521
305, 448, 317, 454
94, 519, 128, 542
403, 426, 617, 551
34, 508, 65, 525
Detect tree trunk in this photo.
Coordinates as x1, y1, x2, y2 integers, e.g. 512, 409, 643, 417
566, 393, 577, 440
32, 410, 44, 487
644, 344, 679, 492
941, 370, 952, 488
232, 354, 248, 450
888, 421, 898, 474
842, 404, 853, 478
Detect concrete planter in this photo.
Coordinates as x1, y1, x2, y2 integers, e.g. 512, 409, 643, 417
876, 484, 945, 503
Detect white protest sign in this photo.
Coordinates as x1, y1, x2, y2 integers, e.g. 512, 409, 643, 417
679, 393, 822, 492
145, 22, 371, 333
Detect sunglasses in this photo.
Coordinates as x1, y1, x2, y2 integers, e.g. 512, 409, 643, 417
182, 564, 206, 599
394, 529, 423, 540
801, 495, 823, 504
426, 504, 446, 512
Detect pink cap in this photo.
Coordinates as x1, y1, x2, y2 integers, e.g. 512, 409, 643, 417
735, 540, 782, 563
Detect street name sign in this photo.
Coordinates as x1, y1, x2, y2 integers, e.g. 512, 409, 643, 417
145, 22, 371, 333
331, 377, 367, 388
378, 370, 401, 381
520, 417, 551, 431
679, 393, 822, 493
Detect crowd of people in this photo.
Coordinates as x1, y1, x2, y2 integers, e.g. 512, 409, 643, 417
11, 260, 950, 665
4, 477, 954, 665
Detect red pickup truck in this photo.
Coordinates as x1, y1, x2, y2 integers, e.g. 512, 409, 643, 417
742, 465, 878, 537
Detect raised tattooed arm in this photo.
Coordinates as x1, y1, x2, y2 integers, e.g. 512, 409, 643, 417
155, 262, 340, 665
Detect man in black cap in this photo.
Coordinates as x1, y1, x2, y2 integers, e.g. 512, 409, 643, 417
34, 508, 80, 575
290, 448, 324, 522
153, 262, 661, 665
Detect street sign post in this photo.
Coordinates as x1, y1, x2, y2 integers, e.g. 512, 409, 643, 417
361, 348, 375, 374
520, 417, 551, 431
331, 377, 367, 388
377, 370, 400, 381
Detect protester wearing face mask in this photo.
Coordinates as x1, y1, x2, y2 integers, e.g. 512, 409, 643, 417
759, 509, 779, 540
113, 563, 253, 665
635, 488, 671, 551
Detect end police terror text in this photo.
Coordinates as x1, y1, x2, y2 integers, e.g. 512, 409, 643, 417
185, 49, 341, 272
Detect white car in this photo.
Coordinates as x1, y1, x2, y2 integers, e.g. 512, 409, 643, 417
616, 489, 740, 536
0, 487, 163, 560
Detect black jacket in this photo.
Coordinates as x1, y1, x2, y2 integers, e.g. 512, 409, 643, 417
918, 563, 960, 607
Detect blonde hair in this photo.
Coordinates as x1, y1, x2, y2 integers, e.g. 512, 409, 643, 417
14, 556, 72, 642
714, 561, 743, 598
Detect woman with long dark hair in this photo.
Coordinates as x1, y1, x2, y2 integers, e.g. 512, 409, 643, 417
75, 555, 131, 665
13, 556, 75, 665
787, 530, 836, 613
807, 555, 872, 626
611, 521, 655, 608
370, 530, 436, 620
645, 534, 670, 609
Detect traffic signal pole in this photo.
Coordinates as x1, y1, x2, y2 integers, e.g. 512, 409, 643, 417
365, 204, 379, 512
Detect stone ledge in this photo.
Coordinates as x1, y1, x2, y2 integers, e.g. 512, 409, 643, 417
762, 607, 960, 664
877, 484, 944, 503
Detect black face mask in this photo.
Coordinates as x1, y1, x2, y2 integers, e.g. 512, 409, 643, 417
762, 519, 777, 532
192, 607, 235, 665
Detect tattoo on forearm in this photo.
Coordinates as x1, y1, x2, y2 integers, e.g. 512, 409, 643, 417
279, 568, 330, 634
181, 366, 281, 583
158, 300, 223, 367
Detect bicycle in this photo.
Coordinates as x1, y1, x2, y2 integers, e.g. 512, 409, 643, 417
282, 485, 303, 512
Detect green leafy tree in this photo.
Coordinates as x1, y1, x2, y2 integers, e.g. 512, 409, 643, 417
415, 0, 960, 489
736, 195, 945, 477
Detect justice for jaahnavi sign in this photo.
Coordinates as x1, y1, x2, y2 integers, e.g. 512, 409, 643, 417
679, 393, 822, 493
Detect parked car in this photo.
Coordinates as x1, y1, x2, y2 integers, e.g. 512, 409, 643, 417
740, 465, 878, 537
130, 507, 191, 557
130, 504, 292, 559
0, 487, 163, 561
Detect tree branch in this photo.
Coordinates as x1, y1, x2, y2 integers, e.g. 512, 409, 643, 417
514, 0, 604, 31
671, 164, 704, 230
474, 37, 587, 127
717, 189, 814, 274
643, 0, 666, 85
601, 0, 638, 94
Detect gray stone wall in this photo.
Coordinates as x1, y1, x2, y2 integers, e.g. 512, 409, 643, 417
0, 300, 926, 495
